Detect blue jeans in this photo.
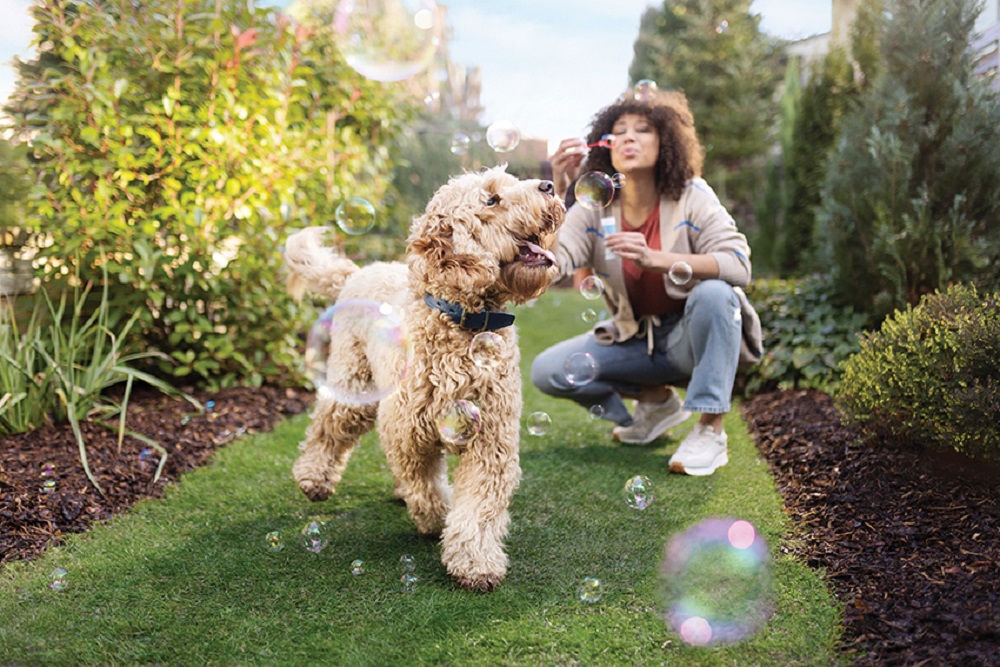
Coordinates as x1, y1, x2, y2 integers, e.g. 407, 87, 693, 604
530, 280, 742, 426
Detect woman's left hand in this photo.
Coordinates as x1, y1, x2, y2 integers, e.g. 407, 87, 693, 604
605, 232, 663, 270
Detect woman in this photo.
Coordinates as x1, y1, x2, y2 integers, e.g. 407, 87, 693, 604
531, 89, 762, 477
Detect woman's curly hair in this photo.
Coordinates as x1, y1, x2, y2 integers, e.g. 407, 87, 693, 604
583, 89, 704, 201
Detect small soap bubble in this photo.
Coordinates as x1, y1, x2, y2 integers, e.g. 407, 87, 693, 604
660, 518, 773, 646
581, 308, 598, 323
48, 567, 68, 591
264, 530, 284, 552
526, 411, 552, 436
564, 351, 599, 386
333, 0, 441, 82
204, 400, 215, 412
401, 573, 419, 592
181, 415, 191, 425
350, 559, 365, 575
715, 19, 730, 33
578, 577, 603, 603
634, 79, 658, 102
335, 197, 377, 235
399, 554, 416, 572
574, 171, 615, 212
668, 261, 693, 285
469, 331, 504, 370
40, 462, 55, 477
436, 399, 482, 446
138, 448, 154, 463
611, 173, 626, 189
579, 275, 605, 300
41, 479, 56, 494
486, 120, 520, 153
301, 520, 329, 554
588, 404, 606, 420
624, 474, 655, 510
450, 132, 471, 156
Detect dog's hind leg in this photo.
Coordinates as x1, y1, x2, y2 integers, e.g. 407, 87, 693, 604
293, 393, 376, 502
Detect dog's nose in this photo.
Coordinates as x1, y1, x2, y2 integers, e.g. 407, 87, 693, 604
538, 180, 555, 196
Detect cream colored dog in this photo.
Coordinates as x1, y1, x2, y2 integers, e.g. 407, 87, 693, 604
284, 166, 565, 590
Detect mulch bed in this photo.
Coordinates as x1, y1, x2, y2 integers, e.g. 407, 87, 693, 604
743, 389, 999, 667
2, 386, 998, 665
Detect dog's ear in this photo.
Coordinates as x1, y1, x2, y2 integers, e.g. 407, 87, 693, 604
407, 209, 498, 307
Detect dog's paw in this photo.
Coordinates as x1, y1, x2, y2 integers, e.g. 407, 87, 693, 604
452, 571, 505, 592
296, 477, 333, 502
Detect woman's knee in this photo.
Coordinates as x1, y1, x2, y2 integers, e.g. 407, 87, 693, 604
530, 348, 563, 395
686, 279, 738, 316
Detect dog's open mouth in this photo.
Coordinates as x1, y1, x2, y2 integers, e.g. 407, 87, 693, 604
516, 236, 556, 268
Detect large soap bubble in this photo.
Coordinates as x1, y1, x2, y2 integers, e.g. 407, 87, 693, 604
333, 0, 441, 82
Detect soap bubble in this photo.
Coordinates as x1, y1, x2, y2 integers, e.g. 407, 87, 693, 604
564, 351, 599, 386
486, 120, 520, 152
48, 568, 68, 591
526, 411, 552, 436
333, 0, 441, 82
660, 518, 773, 646
399, 554, 416, 572
611, 173, 626, 189
579, 275, 605, 300
301, 520, 330, 554
401, 573, 420, 592
578, 577, 603, 603
623, 475, 655, 510
350, 559, 365, 575
588, 404, 606, 420
450, 132, 471, 155
305, 300, 410, 405
574, 171, 615, 212
469, 331, 504, 370
40, 462, 55, 477
668, 261, 693, 285
41, 480, 56, 494
634, 79, 658, 102
264, 531, 284, 553
715, 19, 730, 33
581, 308, 598, 323
335, 197, 377, 235
138, 448, 155, 463
436, 399, 482, 446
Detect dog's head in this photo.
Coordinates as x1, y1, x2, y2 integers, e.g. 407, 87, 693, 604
407, 166, 566, 311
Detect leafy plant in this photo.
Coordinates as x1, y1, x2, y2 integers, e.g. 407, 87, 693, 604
0, 299, 52, 435
743, 275, 869, 394
837, 283, 1000, 463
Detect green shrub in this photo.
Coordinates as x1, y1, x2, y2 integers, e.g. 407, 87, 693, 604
5, 0, 413, 389
837, 283, 1000, 463
743, 275, 869, 394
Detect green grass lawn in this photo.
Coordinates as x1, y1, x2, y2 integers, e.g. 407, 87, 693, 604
0, 290, 845, 666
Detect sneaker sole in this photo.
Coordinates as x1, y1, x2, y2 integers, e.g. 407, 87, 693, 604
668, 451, 729, 476
612, 410, 692, 445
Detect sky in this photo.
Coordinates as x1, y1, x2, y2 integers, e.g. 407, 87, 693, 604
0, 0, 832, 148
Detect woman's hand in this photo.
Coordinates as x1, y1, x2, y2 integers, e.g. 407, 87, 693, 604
605, 231, 664, 270
549, 138, 588, 200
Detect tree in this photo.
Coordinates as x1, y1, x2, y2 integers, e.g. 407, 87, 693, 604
629, 0, 783, 214
816, 0, 1000, 319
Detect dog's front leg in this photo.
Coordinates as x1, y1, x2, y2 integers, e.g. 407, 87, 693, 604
440, 438, 521, 591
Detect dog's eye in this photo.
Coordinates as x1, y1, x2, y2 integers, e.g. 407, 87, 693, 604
484, 194, 501, 207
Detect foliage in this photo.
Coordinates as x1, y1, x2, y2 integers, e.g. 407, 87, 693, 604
1, 263, 200, 491
837, 283, 1000, 463
743, 275, 869, 394
815, 0, 1000, 320
0, 135, 31, 232
4, 0, 413, 388
628, 0, 784, 215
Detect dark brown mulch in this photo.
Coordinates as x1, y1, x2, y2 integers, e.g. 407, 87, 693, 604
0, 385, 313, 566
743, 389, 1000, 667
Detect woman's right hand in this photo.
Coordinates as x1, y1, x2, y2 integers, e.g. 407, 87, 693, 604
550, 137, 589, 200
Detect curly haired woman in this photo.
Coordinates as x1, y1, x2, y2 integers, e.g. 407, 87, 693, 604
531, 89, 762, 476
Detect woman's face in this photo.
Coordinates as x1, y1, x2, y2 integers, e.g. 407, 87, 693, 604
609, 113, 659, 176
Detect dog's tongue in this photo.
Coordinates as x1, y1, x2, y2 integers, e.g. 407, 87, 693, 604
526, 240, 556, 264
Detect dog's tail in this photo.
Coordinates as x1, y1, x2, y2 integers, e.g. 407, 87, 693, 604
283, 226, 360, 301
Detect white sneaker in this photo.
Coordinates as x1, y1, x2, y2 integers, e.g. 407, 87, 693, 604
612, 393, 691, 445
668, 423, 729, 476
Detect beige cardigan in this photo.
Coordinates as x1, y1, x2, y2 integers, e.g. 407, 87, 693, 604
553, 178, 763, 366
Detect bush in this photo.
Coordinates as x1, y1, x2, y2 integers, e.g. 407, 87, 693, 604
836, 283, 1000, 463
743, 275, 869, 394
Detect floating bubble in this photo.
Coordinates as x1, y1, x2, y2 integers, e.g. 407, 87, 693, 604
469, 331, 504, 370
526, 411, 552, 436
624, 475, 655, 510
574, 171, 615, 212
450, 132, 470, 156
581, 308, 598, 323
611, 173, 626, 189
41, 480, 56, 494
350, 559, 365, 575
335, 197, 377, 235
49, 568, 68, 591
590, 133, 614, 149
634, 79, 658, 102
579, 275, 605, 300
486, 120, 520, 152
333, 0, 441, 82
588, 404, 606, 420
436, 399, 482, 446
305, 299, 410, 405
40, 462, 55, 477
660, 518, 773, 646
205, 400, 215, 412
715, 19, 730, 34
138, 448, 154, 463
399, 554, 416, 572
401, 573, 419, 592
564, 351, 599, 386
264, 530, 284, 553
301, 520, 330, 554
668, 261, 693, 285
578, 577, 603, 603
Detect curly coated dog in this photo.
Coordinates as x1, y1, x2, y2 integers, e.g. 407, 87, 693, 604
284, 166, 565, 590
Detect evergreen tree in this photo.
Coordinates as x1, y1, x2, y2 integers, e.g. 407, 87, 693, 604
629, 0, 783, 214
816, 0, 1000, 318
